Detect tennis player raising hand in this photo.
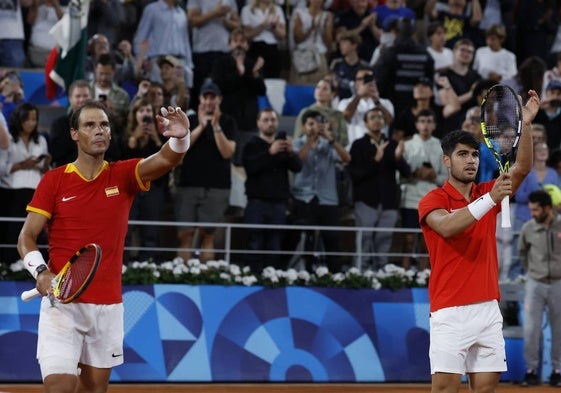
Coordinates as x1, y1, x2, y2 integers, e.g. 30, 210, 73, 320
17, 100, 190, 392
418, 90, 540, 393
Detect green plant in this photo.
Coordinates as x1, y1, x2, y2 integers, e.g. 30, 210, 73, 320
1, 257, 432, 289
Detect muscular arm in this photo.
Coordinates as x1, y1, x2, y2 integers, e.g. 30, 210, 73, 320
509, 90, 541, 193
18, 212, 55, 295
424, 207, 479, 238
138, 107, 190, 182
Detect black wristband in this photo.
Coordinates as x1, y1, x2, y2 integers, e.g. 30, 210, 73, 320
35, 264, 49, 277
328, 139, 335, 145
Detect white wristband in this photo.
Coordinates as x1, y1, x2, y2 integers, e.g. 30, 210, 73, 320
467, 192, 496, 220
169, 133, 190, 153
23, 250, 47, 280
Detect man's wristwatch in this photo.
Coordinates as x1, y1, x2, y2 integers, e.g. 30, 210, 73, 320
35, 264, 49, 277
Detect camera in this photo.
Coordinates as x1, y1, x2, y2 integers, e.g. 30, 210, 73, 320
98, 94, 107, 102
275, 131, 287, 140
142, 115, 152, 124
232, 49, 245, 57
315, 115, 326, 124
363, 73, 375, 83
422, 162, 433, 168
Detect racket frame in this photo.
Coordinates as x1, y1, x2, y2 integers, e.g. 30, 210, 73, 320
21, 243, 102, 303
480, 84, 523, 228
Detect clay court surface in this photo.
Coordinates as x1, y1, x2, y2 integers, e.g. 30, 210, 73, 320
0, 383, 553, 392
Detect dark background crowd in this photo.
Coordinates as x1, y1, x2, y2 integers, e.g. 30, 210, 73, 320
1, 0, 561, 275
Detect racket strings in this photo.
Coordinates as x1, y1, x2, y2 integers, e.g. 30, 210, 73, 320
57, 249, 98, 300
482, 87, 520, 165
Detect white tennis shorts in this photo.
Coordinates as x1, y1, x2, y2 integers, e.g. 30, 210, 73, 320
37, 297, 124, 378
429, 300, 507, 375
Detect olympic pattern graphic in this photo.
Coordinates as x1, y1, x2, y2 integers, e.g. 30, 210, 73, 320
0, 282, 528, 382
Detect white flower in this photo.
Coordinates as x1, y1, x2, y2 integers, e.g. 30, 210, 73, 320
262, 266, 276, 278
11, 260, 24, 273
315, 266, 329, 277
297, 270, 311, 282
285, 269, 298, 284
152, 270, 160, 278
229, 264, 241, 276
207, 261, 220, 269
160, 261, 175, 271
219, 272, 231, 281
190, 267, 201, 275
242, 276, 258, 286
332, 272, 345, 282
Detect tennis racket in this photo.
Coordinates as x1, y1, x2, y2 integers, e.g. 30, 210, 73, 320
21, 244, 102, 303
480, 84, 522, 228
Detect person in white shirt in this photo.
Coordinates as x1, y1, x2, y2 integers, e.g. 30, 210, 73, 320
0, 103, 50, 263
27, 0, 65, 67
400, 109, 447, 270
473, 24, 517, 83
426, 21, 453, 74
241, 0, 286, 78
337, 68, 394, 146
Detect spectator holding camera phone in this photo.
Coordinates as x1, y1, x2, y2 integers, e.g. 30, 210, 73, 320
242, 108, 302, 271
91, 53, 130, 134
0, 70, 26, 125
293, 78, 348, 147
291, 109, 351, 272
0, 103, 50, 264
337, 68, 394, 147
123, 98, 168, 263
174, 81, 237, 263
534, 80, 561, 151
349, 106, 410, 270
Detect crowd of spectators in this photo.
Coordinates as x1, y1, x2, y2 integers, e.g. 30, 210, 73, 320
1, 0, 561, 275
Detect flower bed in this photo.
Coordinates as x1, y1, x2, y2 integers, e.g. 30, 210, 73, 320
1, 258, 431, 290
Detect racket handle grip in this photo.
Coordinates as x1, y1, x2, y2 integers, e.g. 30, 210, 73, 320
501, 196, 511, 228
21, 288, 41, 301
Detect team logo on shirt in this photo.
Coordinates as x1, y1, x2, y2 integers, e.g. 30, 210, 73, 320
105, 186, 120, 197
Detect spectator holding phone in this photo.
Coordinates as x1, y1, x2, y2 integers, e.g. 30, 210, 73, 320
0, 70, 26, 125
174, 81, 237, 263
242, 108, 302, 271
123, 98, 168, 263
337, 67, 394, 146
291, 109, 350, 272
91, 53, 130, 135
293, 78, 348, 147
534, 80, 561, 152
349, 106, 410, 269
0, 103, 50, 263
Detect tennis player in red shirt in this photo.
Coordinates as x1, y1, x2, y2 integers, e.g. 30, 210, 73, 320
418, 90, 540, 393
17, 100, 190, 393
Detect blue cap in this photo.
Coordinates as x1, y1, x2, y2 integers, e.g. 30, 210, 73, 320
200, 80, 221, 96
546, 80, 561, 91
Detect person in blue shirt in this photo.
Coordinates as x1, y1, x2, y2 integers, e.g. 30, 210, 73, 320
291, 109, 350, 272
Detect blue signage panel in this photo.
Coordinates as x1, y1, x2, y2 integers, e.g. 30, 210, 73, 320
0, 283, 526, 382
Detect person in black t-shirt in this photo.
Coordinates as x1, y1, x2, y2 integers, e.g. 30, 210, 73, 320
174, 81, 237, 263
242, 108, 302, 271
